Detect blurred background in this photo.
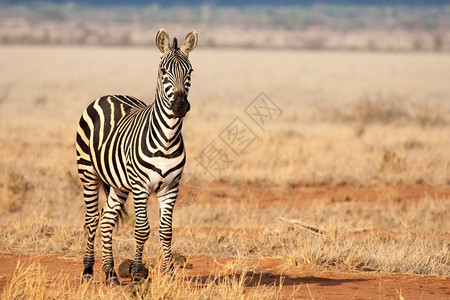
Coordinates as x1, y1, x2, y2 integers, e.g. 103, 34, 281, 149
1, 0, 449, 51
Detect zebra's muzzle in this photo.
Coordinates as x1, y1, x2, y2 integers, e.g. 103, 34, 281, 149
170, 93, 190, 118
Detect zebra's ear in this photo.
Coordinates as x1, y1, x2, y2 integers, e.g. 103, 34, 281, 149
180, 30, 198, 55
156, 28, 170, 54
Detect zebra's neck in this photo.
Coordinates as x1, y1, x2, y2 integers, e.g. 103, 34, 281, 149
149, 91, 183, 150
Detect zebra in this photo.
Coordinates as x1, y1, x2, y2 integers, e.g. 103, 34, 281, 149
76, 28, 198, 285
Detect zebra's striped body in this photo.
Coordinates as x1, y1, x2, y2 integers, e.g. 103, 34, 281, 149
76, 29, 197, 284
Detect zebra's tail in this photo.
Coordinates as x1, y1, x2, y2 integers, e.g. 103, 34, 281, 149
101, 182, 130, 228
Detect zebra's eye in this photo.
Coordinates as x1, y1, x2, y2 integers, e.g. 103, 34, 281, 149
160, 68, 167, 75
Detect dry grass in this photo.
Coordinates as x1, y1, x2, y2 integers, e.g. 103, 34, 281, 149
1, 194, 448, 277
1, 194, 449, 298
1, 262, 77, 300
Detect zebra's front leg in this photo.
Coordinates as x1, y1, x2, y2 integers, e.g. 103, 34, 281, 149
100, 188, 128, 285
132, 191, 150, 282
157, 187, 178, 275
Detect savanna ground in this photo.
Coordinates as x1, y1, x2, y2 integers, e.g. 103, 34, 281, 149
0, 46, 449, 299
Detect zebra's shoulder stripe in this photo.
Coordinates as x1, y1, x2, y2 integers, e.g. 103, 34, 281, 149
112, 95, 147, 109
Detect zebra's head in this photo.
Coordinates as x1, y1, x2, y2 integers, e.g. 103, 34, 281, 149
156, 28, 198, 119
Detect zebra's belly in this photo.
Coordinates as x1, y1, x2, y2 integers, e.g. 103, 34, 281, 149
93, 157, 133, 193
88, 141, 131, 192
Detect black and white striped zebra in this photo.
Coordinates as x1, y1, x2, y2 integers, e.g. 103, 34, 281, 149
76, 29, 198, 285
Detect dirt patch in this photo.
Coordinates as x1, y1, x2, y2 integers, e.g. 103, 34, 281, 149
0, 253, 449, 299
179, 182, 450, 209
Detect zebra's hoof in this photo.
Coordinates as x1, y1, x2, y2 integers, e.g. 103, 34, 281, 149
105, 276, 120, 286
81, 274, 93, 284
132, 265, 149, 281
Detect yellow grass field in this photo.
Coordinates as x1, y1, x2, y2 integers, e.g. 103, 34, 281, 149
0, 45, 449, 299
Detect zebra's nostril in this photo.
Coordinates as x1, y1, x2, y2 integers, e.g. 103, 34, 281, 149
170, 98, 190, 118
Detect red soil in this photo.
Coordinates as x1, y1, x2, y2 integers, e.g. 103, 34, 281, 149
178, 182, 450, 209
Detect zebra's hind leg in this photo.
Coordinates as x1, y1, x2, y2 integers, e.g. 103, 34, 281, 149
100, 187, 128, 285
80, 178, 100, 283
77, 125, 101, 283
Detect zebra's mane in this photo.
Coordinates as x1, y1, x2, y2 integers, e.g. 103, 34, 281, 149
172, 38, 178, 49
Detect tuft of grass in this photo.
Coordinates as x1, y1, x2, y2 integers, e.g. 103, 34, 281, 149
379, 149, 406, 174
1, 261, 48, 300
320, 92, 449, 128
1, 261, 79, 300
128, 258, 282, 300
1, 261, 129, 300
0, 170, 34, 213
284, 229, 449, 276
